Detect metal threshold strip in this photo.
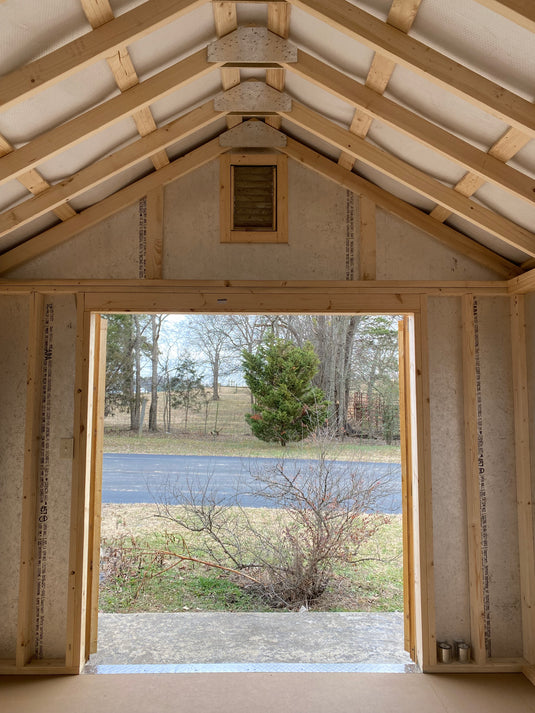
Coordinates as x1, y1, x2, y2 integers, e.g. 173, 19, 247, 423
83, 662, 419, 674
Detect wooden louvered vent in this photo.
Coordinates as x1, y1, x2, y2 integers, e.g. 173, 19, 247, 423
232, 165, 276, 230
220, 154, 288, 243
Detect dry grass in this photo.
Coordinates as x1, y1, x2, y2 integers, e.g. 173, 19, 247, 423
99, 504, 403, 613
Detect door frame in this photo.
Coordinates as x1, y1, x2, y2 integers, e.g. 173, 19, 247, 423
65, 285, 435, 672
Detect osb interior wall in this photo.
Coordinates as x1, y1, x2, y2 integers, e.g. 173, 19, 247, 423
427, 296, 522, 658
524, 293, 535, 592
427, 296, 470, 647
0, 294, 76, 661
37, 294, 77, 658
0, 295, 28, 659
0, 161, 522, 663
5, 159, 503, 282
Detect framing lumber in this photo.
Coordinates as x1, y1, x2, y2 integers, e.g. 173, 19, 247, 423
284, 51, 535, 207
145, 187, 164, 279
213, 2, 242, 129
65, 298, 92, 672
359, 195, 376, 280
86, 314, 107, 658
430, 126, 532, 223
84, 287, 422, 314
278, 137, 522, 278
462, 294, 487, 665
0, 49, 221, 189
338, 0, 422, 170
412, 300, 436, 669
0, 140, 227, 274
398, 316, 415, 660
0, 101, 224, 239
472, 0, 535, 33
266, 2, 292, 130
525, 666, 535, 686
282, 102, 535, 255
288, 0, 535, 138
0, 134, 77, 225
0, 0, 207, 112
0, 278, 511, 297
80, 0, 170, 170
508, 268, 535, 294
16, 292, 45, 667
510, 295, 535, 663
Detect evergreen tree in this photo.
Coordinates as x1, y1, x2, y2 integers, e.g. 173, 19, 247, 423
242, 335, 328, 446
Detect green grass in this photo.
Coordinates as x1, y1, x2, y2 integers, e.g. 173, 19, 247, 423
99, 505, 403, 614
104, 385, 401, 463
103, 431, 400, 463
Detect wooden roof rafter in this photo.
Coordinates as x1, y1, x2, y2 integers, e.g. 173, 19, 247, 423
283, 51, 535, 207
472, 0, 535, 33
80, 0, 170, 170
0, 101, 226, 240
0, 49, 223, 188
338, 0, 422, 170
278, 136, 521, 278
288, 0, 535, 137
281, 101, 535, 257
0, 125, 521, 280
0, 138, 228, 275
0, 0, 208, 111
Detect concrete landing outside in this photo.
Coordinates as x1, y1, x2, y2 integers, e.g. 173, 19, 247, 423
88, 612, 414, 668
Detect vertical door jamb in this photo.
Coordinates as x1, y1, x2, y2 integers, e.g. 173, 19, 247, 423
85, 315, 108, 659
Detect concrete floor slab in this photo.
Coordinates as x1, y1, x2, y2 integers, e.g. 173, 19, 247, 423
88, 611, 414, 668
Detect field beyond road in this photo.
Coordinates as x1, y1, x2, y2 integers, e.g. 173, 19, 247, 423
104, 430, 401, 463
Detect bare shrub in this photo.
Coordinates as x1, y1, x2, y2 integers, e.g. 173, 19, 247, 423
153, 440, 398, 609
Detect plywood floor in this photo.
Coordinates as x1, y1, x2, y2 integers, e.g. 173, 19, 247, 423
1, 673, 534, 713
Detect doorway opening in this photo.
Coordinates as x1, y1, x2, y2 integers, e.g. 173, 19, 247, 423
83, 309, 418, 670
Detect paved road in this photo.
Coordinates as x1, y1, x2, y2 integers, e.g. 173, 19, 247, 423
102, 453, 402, 512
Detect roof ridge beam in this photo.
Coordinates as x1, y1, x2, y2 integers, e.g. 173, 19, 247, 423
0, 101, 225, 239
0, 0, 208, 112
0, 49, 221, 188
281, 101, 535, 257
288, 0, 535, 138
0, 139, 227, 274
277, 137, 521, 279
284, 51, 535, 206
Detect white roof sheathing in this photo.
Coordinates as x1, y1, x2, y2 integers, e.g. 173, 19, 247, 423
0, 0, 534, 271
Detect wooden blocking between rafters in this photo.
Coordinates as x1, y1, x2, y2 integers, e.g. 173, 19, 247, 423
510, 294, 535, 664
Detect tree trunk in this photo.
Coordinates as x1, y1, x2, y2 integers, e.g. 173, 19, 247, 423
130, 316, 142, 431
212, 353, 220, 400
149, 315, 160, 432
